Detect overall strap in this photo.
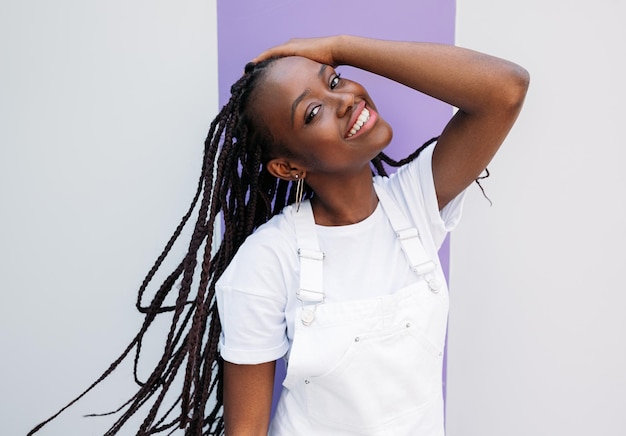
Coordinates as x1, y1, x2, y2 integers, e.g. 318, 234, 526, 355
292, 200, 325, 325
374, 184, 442, 293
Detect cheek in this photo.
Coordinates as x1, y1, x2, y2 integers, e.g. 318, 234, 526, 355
287, 127, 340, 162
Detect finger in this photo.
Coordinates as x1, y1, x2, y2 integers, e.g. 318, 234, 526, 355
251, 49, 289, 64
249, 41, 293, 63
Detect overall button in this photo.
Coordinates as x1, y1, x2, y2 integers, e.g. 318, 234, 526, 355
301, 309, 315, 326
428, 279, 442, 293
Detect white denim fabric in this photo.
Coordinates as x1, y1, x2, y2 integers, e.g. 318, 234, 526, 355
269, 186, 448, 436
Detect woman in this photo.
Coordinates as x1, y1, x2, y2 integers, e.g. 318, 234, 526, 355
218, 36, 528, 435
30, 36, 528, 435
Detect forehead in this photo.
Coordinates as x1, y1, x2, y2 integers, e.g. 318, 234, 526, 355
264, 56, 325, 92
255, 56, 326, 114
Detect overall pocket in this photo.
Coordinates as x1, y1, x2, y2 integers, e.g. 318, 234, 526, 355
304, 321, 443, 432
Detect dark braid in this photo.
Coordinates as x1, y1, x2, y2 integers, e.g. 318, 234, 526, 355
28, 58, 285, 436
28, 59, 452, 435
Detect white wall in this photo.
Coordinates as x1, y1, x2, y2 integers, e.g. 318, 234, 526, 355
0, 1, 218, 434
448, 1, 626, 435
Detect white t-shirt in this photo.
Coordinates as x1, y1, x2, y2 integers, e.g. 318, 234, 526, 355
216, 143, 465, 364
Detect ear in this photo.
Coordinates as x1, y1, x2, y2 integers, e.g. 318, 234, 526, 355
266, 158, 305, 181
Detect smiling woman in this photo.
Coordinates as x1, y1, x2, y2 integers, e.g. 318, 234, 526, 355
30, 35, 528, 435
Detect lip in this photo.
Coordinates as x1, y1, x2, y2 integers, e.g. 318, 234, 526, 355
344, 100, 377, 140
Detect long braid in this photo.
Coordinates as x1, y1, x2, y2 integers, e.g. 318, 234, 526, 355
29, 58, 284, 436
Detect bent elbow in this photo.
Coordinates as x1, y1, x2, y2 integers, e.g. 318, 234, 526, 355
503, 64, 530, 111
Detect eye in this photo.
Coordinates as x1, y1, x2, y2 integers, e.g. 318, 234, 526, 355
330, 73, 341, 89
305, 105, 321, 124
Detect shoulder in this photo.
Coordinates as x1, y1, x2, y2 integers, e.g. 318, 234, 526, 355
245, 207, 298, 253
217, 205, 299, 298
374, 142, 465, 249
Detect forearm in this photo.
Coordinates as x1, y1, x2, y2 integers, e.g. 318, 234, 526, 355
223, 360, 275, 436
331, 35, 529, 115
252, 35, 529, 208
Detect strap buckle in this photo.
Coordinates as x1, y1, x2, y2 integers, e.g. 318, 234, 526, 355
297, 248, 325, 260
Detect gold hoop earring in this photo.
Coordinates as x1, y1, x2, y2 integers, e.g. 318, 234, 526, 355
294, 174, 304, 212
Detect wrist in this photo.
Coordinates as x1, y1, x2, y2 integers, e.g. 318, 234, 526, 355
330, 34, 355, 66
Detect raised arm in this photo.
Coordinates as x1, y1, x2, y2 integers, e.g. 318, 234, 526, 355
223, 360, 276, 436
254, 35, 530, 208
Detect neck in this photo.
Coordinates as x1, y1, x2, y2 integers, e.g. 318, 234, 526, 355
308, 172, 378, 226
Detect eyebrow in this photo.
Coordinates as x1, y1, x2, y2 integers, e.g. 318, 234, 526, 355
291, 64, 328, 127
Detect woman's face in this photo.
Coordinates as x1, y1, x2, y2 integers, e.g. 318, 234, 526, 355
253, 56, 393, 179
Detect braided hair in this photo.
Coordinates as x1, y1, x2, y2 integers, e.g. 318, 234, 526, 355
29, 58, 440, 436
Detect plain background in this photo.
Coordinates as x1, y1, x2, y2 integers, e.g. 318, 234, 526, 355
448, 1, 626, 435
0, 1, 218, 434
1, 1, 625, 435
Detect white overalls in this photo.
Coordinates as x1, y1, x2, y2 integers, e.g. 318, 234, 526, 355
269, 185, 449, 436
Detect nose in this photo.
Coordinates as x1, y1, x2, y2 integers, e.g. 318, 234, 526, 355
334, 91, 355, 118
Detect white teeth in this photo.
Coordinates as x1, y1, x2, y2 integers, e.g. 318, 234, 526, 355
347, 107, 370, 137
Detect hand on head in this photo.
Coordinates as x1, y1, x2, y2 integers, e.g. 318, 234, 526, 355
250, 36, 343, 67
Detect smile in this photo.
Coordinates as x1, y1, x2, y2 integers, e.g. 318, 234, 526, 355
347, 107, 370, 138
